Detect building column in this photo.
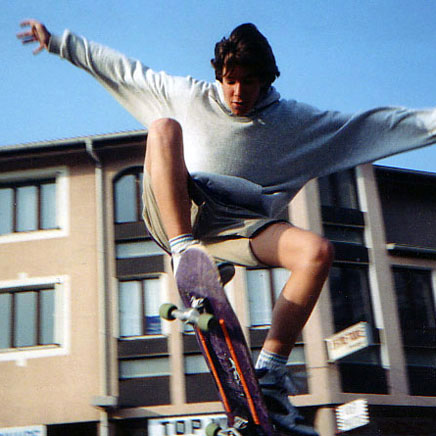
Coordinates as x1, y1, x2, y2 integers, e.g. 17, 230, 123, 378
290, 180, 342, 403
356, 164, 409, 397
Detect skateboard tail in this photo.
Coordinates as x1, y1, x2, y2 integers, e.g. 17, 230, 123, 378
219, 318, 261, 426
198, 316, 262, 427
197, 328, 232, 415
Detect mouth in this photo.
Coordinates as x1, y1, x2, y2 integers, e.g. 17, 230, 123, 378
232, 101, 247, 111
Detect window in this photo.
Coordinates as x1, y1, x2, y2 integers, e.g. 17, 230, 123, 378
0, 286, 55, 349
318, 169, 359, 210
246, 268, 289, 327
329, 265, 375, 332
318, 169, 366, 249
119, 277, 163, 337
393, 267, 436, 396
0, 179, 56, 234
113, 166, 165, 277
119, 356, 170, 379
329, 264, 388, 393
116, 240, 165, 259
0, 276, 69, 361
376, 167, 436, 251
114, 168, 144, 224
0, 167, 68, 242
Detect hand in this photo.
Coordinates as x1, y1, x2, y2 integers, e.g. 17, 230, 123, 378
17, 19, 51, 55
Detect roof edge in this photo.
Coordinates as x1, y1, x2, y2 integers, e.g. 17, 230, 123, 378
0, 129, 148, 155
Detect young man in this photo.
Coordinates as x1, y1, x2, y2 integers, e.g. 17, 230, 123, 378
18, 19, 436, 435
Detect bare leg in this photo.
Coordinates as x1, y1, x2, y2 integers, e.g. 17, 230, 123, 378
250, 222, 334, 357
145, 118, 192, 239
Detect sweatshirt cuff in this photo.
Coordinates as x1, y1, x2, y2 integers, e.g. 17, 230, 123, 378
47, 32, 63, 55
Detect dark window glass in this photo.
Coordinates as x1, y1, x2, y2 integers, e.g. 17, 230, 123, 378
329, 264, 387, 393
318, 169, 359, 210
393, 267, 436, 396
329, 265, 374, 331
0, 287, 56, 349
114, 169, 143, 223
0, 179, 57, 235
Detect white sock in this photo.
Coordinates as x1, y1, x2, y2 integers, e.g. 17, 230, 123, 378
255, 348, 288, 371
169, 233, 195, 254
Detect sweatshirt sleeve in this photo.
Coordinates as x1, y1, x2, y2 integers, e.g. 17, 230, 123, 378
48, 30, 195, 127
292, 103, 436, 179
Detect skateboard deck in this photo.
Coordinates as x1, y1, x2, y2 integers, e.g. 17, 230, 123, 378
171, 246, 274, 435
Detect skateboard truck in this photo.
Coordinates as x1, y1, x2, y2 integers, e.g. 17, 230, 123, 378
206, 417, 248, 436
159, 299, 217, 332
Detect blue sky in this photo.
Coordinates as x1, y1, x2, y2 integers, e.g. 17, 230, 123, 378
2, 0, 436, 172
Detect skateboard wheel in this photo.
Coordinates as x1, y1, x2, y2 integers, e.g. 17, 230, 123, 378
159, 303, 177, 321
205, 422, 221, 436
197, 313, 217, 332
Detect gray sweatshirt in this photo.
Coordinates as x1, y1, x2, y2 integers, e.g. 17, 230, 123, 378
49, 30, 436, 218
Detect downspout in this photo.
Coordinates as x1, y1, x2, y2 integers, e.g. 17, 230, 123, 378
85, 138, 115, 436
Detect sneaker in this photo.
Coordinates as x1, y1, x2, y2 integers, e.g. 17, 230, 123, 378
172, 243, 235, 286
256, 367, 319, 436
216, 260, 235, 286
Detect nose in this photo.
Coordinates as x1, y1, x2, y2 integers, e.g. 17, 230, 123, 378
233, 81, 242, 97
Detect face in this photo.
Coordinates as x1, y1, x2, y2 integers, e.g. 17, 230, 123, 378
221, 65, 263, 116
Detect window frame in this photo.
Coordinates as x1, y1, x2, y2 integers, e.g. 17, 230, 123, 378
0, 275, 70, 362
113, 166, 144, 225
0, 167, 69, 244
0, 285, 55, 349
118, 275, 165, 339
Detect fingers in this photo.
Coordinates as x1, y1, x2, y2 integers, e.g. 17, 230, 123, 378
16, 30, 36, 44
17, 19, 50, 55
20, 19, 36, 26
17, 20, 37, 43
33, 43, 45, 55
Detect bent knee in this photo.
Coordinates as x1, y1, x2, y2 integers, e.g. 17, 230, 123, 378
289, 234, 334, 272
146, 118, 184, 170
148, 118, 182, 140
303, 236, 334, 270
149, 117, 181, 132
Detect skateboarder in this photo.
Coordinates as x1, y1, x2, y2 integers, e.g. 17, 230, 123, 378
18, 19, 436, 434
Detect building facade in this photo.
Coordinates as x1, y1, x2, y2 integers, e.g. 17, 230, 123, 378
0, 131, 435, 436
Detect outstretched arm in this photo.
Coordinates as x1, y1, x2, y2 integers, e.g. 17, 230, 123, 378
17, 19, 51, 54
16, 19, 196, 127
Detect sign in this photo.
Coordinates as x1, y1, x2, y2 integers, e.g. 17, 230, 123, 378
148, 414, 227, 435
325, 322, 371, 361
336, 399, 369, 432
0, 426, 46, 436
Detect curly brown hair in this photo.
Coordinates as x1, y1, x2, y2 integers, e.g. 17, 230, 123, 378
211, 23, 280, 89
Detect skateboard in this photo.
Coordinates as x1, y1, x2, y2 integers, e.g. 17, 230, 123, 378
160, 246, 274, 436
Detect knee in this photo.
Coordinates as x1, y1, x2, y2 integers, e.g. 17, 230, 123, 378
149, 118, 182, 135
146, 118, 184, 166
147, 118, 182, 142
295, 234, 334, 272
147, 118, 183, 146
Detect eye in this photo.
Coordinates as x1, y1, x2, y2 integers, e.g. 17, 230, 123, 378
244, 77, 258, 85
